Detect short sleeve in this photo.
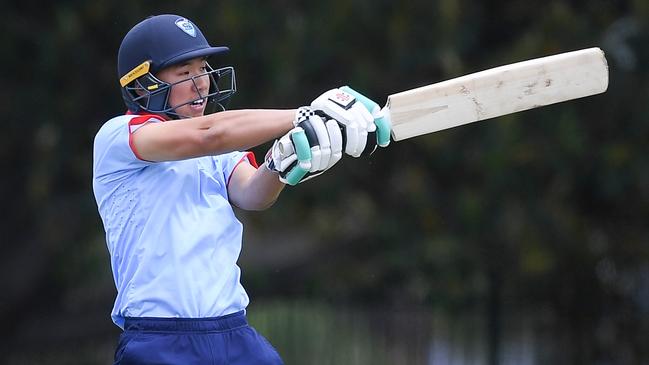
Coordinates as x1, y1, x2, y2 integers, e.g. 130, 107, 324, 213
93, 115, 163, 182
220, 151, 259, 187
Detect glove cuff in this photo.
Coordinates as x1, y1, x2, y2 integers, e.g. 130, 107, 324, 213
294, 106, 315, 127
264, 143, 278, 173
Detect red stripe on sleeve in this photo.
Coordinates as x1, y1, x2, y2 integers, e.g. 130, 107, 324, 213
226, 152, 259, 188
127, 114, 165, 161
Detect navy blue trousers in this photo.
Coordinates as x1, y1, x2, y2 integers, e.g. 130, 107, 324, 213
114, 311, 284, 365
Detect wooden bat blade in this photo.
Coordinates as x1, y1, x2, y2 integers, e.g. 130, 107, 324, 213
387, 47, 609, 141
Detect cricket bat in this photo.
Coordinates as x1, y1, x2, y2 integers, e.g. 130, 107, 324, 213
378, 47, 609, 141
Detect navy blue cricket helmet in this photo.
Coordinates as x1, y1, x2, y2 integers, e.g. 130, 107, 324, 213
117, 14, 236, 117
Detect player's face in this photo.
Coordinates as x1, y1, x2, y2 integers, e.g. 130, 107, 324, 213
156, 58, 210, 118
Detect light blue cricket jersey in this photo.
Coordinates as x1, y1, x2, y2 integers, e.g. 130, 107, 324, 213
92, 114, 254, 328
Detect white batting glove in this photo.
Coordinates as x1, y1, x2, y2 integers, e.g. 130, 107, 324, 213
311, 86, 391, 157
265, 107, 344, 185
311, 88, 375, 157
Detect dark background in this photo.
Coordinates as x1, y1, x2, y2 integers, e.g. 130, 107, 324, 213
2, 1, 648, 364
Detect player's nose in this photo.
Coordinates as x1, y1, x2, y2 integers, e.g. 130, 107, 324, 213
193, 74, 209, 94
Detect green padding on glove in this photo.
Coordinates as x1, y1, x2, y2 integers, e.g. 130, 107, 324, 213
291, 129, 312, 164
340, 85, 378, 112
285, 129, 312, 186
340, 86, 391, 147
284, 165, 309, 186
373, 116, 391, 147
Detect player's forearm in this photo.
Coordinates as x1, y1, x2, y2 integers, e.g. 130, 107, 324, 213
231, 164, 286, 211
133, 109, 296, 162
196, 109, 295, 155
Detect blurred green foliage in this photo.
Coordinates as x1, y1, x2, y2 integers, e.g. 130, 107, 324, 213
1, 0, 648, 363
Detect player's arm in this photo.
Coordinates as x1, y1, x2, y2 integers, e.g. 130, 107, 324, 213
227, 162, 285, 211
228, 107, 342, 209
228, 86, 393, 209
131, 109, 296, 162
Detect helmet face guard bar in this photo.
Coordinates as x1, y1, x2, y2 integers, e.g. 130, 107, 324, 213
123, 64, 236, 118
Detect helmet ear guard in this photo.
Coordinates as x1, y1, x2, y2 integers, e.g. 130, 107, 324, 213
119, 60, 171, 114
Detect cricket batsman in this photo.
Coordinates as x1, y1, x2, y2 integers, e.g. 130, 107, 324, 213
92, 14, 390, 364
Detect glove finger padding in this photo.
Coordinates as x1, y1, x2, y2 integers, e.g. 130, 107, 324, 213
340, 86, 391, 148
286, 128, 312, 184
265, 107, 344, 185
299, 114, 327, 172
324, 119, 343, 169
264, 127, 309, 185
311, 88, 379, 158
345, 105, 372, 157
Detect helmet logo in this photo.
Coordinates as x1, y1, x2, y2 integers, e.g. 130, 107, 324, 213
175, 18, 197, 37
